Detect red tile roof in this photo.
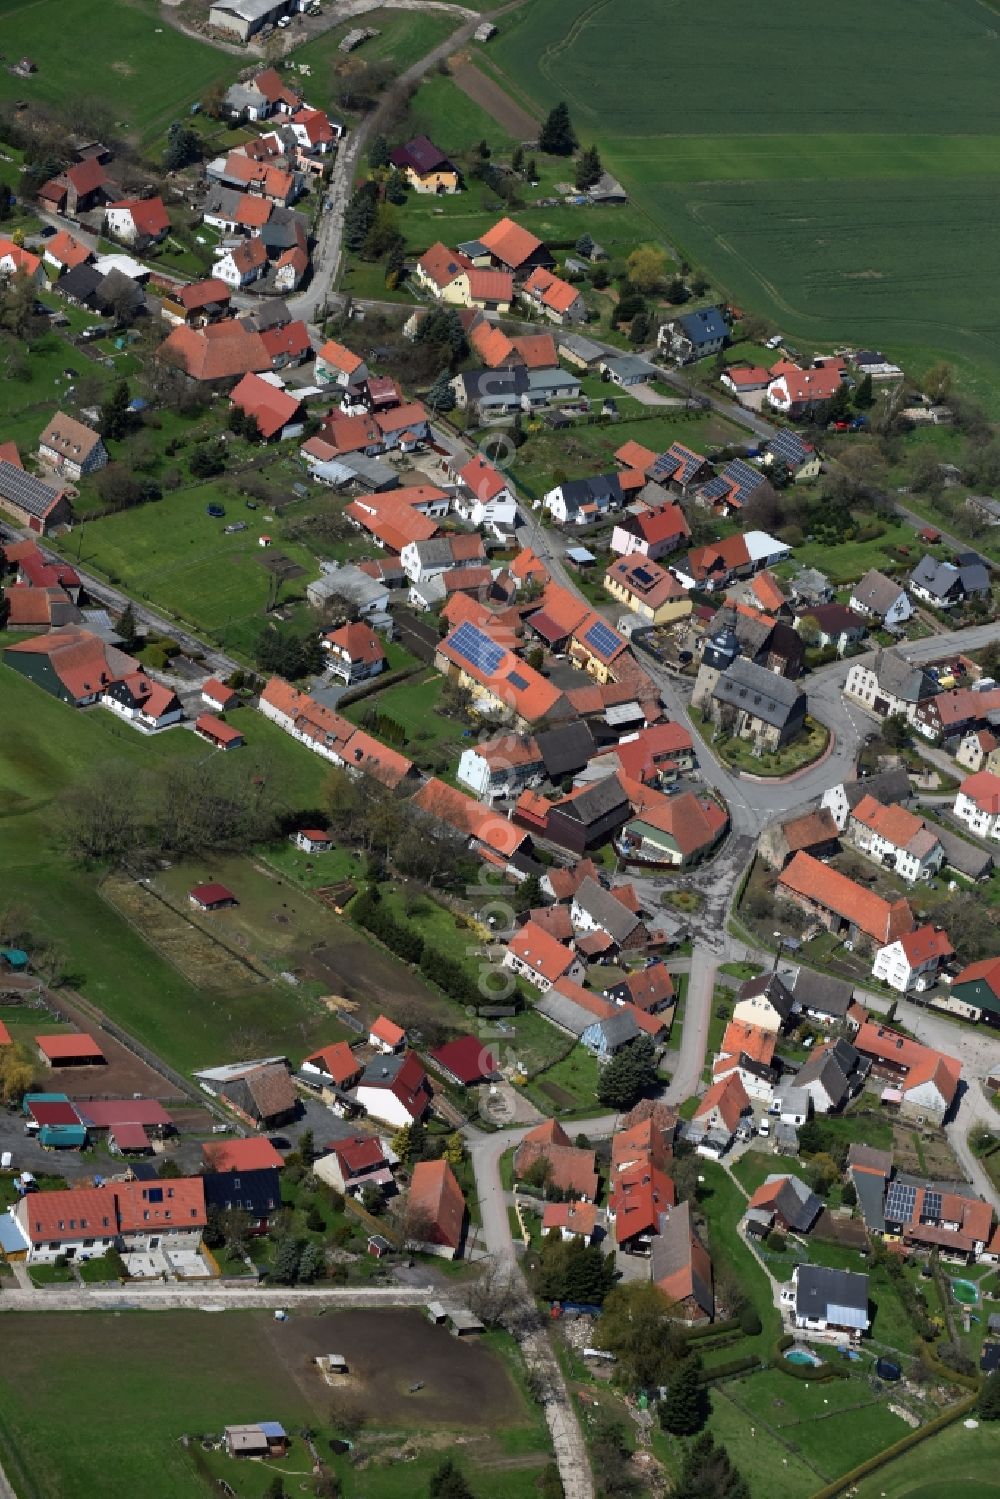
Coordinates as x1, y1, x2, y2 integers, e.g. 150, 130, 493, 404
19, 1187, 117, 1245
177, 277, 230, 311
959, 771, 1000, 814
694, 1072, 751, 1132
36, 1032, 105, 1062
480, 216, 544, 270
115, 1176, 206, 1233
542, 1200, 597, 1237
851, 794, 929, 852
340, 728, 413, 788
202, 677, 237, 708
515, 1139, 598, 1199
109, 196, 169, 237
718, 1020, 776, 1066
524, 266, 581, 314
408, 1158, 466, 1250
230, 371, 302, 439
412, 776, 527, 858
609, 1161, 676, 1242
507, 920, 579, 984
430, 1035, 497, 1086
324, 621, 385, 666
303, 1042, 361, 1087
897, 925, 954, 966
159, 320, 270, 382
467, 267, 514, 303
371, 1015, 405, 1048
626, 785, 728, 858
195, 712, 243, 747
778, 852, 914, 944
853, 1021, 960, 1105
45, 229, 91, 269
317, 338, 364, 374
201, 1137, 284, 1172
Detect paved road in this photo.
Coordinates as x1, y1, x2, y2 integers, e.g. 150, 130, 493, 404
664, 941, 715, 1102
0, 1281, 436, 1311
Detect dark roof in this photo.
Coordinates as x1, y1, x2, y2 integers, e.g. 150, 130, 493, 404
558, 473, 623, 515
0, 462, 64, 521
202, 1167, 281, 1219
675, 306, 728, 347
931, 823, 993, 880
56, 263, 103, 304
536, 720, 596, 778
788, 969, 853, 1018
389, 135, 454, 176
572, 876, 641, 944
712, 657, 806, 728
595, 1011, 641, 1048
795, 1264, 869, 1325
430, 1035, 497, 1086
555, 776, 630, 827
737, 972, 795, 1021
842, 767, 913, 811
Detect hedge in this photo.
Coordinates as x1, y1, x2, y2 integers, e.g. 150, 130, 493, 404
698, 1355, 760, 1384
917, 1337, 981, 1391
807, 1393, 978, 1499
684, 1316, 741, 1342
772, 1334, 847, 1382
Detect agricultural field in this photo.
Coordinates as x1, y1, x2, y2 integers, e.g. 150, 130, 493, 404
0, 0, 232, 144
488, 0, 1000, 403
0, 1309, 550, 1499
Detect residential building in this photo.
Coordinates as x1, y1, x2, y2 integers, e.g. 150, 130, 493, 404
202, 1136, 283, 1173
456, 733, 543, 803
477, 217, 554, 278
712, 1019, 778, 1102
909, 553, 990, 610
872, 925, 954, 994
229, 372, 302, 441
214, 237, 269, 289
315, 1136, 393, 1197
600, 355, 658, 388
102, 671, 183, 731
954, 771, 1000, 838
604, 554, 691, 625
435, 620, 565, 729
571, 875, 649, 955
542, 1200, 599, 1243
14, 1177, 207, 1265
618, 788, 728, 868
514, 1119, 599, 1200
5, 628, 138, 707
708, 657, 808, 750
503, 920, 585, 992
732, 973, 795, 1034
37, 413, 107, 481
370, 1016, 406, 1053
748, 1175, 823, 1235
452, 365, 581, 416
759, 808, 840, 870
610, 962, 674, 1015
658, 306, 728, 364
389, 136, 460, 193
777, 852, 914, 945
852, 1021, 960, 1124
453, 454, 518, 536
610, 503, 690, 561
796, 602, 866, 654
300, 1042, 362, 1092
160, 277, 232, 328
651, 1200, 714, 1323
821, 767, 914, 832
355, 1052, 432, 1128
321, 621, 386, 684
543, 472, 627, 526
849, 569, 913, 630
881, 1176, 992, 1263
414, 242, 513, 311
315, 338, 367, 390
203, 1167, 280, 1235
407, 1159, 466, 1258
786, 1264, 870, 1342
690, 1073, 751, 1154
767, 363, 843, 417
521, 267, 587, 324
848, 795, 945, 884
0, 460, 71, 534
42, 229, 92, 274
104, 198, 170, 247
950, 957, 1000, 1028
786, 969, 854, 1024
429, 1035, 498, 1088
795, 1039, 870, 1114
607, 1158, 676, 1252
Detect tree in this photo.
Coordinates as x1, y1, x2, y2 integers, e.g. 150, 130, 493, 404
538, 101, 576, 156
530, 1233, 616, 1305
117, 601, 140, 649
264, 1477, 287, 1499
443, 1132, 464, 1166
369, 134, 390, 170
188, 441, 225, 478
659, 1354, 707, 1435
429, 1457, 475, 1499
163, 121, 202, 172
574, 144, 602, 191
935, 892, 996, 961
627, 243, 669, 292
271, 1236, 301, 1285
385, 167, 408, 204
392, 1122, 416, 1164
881, 712, 911, 748
675, 1432, 750, 1499
100, 379, 131, 442
596, 1282, 686, 1390
56, 762, 146, 865
427, 368, 456, 414
628, 310, 651, 347
299, 1128, 315, 1166
343, 180, 379, 252
854, 372, 874, 409
841, 1181, 857, 1208
0, 1041, 37, 1104
923, 361, 953, 402
575, 232, 594, 259
512, 144, 525, 173
596, 1037, 658, 1110
525, 156, 538, 181
385, 237, 405, 289
979, 1371, 1000, 1420
297, 1241, 325, 1283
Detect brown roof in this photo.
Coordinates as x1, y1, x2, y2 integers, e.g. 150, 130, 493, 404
408, 1159, 465, 1250
202, 1137, 283, 1172
242, 1062, 297, 1120
780, 808, 839, 853
515, 1140, 598, 1198
778, 851, 914, 944
159, 321, 270, 381
38, 412, 103, 464
694, 1072, 750, 1132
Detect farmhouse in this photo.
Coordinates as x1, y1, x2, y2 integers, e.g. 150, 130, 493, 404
618, 788, 728, 868
515, 1120, 599, 1200
503, 920, 585, 992
217, 1061, 298, 1130
847, 795, 944, 884
435, 620, 565, 728
851, 1021, 960, 1124
777, 852, 914, 945
5, 629, 138, 707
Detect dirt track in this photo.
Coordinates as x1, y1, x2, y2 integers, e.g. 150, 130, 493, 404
450, 61, 539, 139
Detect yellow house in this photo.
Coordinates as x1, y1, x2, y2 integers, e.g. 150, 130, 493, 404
604, 555, 692, 626
567, 612, 629, 684
415, 243, 513, 312
389, 136, 461, 195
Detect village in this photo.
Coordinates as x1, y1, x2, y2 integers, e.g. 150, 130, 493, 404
0, 10, 998, 1499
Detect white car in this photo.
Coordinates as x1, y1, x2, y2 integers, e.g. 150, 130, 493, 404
758, 1117, 771, 1137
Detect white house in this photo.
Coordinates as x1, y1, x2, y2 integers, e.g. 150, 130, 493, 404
848, 568, 913, 631
101, 672, 183, 732
783, 1264, 870, 1343
872, 925, 954, 994
315, 339, 368, 390
848, 795, 944, 885
732, 974, 795, 1034
503, 921, 585, 993
452, 455, 518, 538
456, 734, 544, 804
354, 1052, 431, 1129
953, 772, 1000, 839
214, 238, 268, 288
321, 621, 386, 685
104, 197, 170, 247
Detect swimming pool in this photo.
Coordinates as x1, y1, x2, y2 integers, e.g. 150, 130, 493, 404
785, 1347, 822, 1366
952, 1278, 980, 1306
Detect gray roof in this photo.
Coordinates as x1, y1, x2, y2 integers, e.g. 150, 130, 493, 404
796, 1039, 868, 1109
211, 0, 283, 20
710, 602, 772, 658
774, 1120, 799, 1150
675, 306, 728, 348
307, 565, 389, 610
790, 566, 831, 602
870, 649, 936, 705
795, 1263, 869, 1326
239, 299, 292, 333
0, 461, 64, 520
595, 1011, 641, 1049
527, 368, 580, 394
555, 776, 630, 826
788, 969, 853, 1019
852, 1168, 887, 1233
603, 355, 657, 380
360, 1054, 407, 1088
203, 184, 243, 220
848, 1143, 894, 1175
934, 823, 993, 880
558, 333, 604, 363
737, 971, 796, 1021
779, 1087, 812, 1118
712, 656, 806, 729
572, 876, 641, 945
650, 1200, 713, 1316
536, 720, 596, 777
910, 553, 990, 600
558, 473, 623, 515
842, 766, 913, 810
762, 1173, 823, 1233
851, 568, 907, 617
536, 988, 597, 1038
411, 537, 460, 570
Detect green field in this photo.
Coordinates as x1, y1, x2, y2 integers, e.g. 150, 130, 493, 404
0, 0, 232, 142
854, 1417, 1000, 1498
488, 0, 1000, 401
288, 8, 461, 117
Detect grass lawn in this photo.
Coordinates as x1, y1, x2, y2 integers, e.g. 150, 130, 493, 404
704, 1384, 819, 1499
854, 1413, 1000, 1499
695, 1162, 780, 1359
732, 1149, 815, 1198
0, 0, 233, 144
27, 1263, 73, 1287
76, 1255, 122, 1284
0, 1310, 548, 1499
776, 518, 918, 586
404, 71, 517, 158
288, 9, 461, 117
488, 0, 1000, 409
342, 669, 471, 756
522, 1043, 601, 1115
693, 711, 830, 778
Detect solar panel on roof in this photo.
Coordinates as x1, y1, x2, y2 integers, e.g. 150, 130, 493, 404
631, 566, 656, 588
507, 670, 529, 690
449, 620, 504, 677
583, 619, 622, 659
885, 1181, 917, 1222
921, 1190, 942, 1223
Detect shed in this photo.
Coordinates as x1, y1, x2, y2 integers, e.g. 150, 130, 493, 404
367, 1233, 393, 1258
0, 948, 29, 971
448, 1308, 484, 1336
189, 882, 237, 911
426, 1299, 447, 1323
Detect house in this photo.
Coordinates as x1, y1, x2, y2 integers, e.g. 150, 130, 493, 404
38, 156, 108, 216
848, 795, 945, 884
435, 619, 565, 729
401, 530, 485, 586
872, 926, 954, 995
300, 1042, 362, 1091
102, 671, 183, 731
618, 788, 728, 868
189, 883, 237, 911
651, 1200, 714, 1323
203, 1167, 281, 1235
503, 920, 585, 992
456, 733, 544, 804
581, 1009, 644, 1061
453, 454, 517, 536
881, 1176, 993, 1262
42, 230, 92, 274
909, 554, 990, 610
415, 243, 513, 311
601, 355, 658, 388
732, 973, 795, 1034
544, 776, 633, 856
202, 1136, 284, 1173
787, 1264, 870, 1342
407, 1159, 465, 1258
36, 1033, 106, 1069
222, 67, 302, 120
852, 1021, 960, 1124
315, 339, 367, 389
708, 657, 808, 750
954, 771, 1000, 838
535, 976, 617, 1039
355, 1052, 431, 1128
608, 1158, 676, 1251
542, 473, 628, 527
3, 584, 80, 632
0, 461, 71, 534
202, 678, 239, 713
370, 1016, 406, 1053
217, 1062, 298, 1130
522, 267, 587, 325
478, 217, 554, 278
542, 1200, 599, 1243
452, 365, 580, 416
215, 237, 269, 289
767, 364, 843, 417
647, 442, 715, 498
609, 962, 674, 1015
321, 621, 386, 684
290, 827, 332, 855
658, 307, 728, 364
104, 198, 170, 248
596, 722, 695, 786
6, 630, 143, 710
224, 1423, 288, 1460
690, 1073, 751, 1153
719, 365, 770, 399
15, 1177, 207, 1265
604, 554, 691, 625
161, 278, 232, 328
795, 1039, 870, 1114
389, 136, 460, 194
430, 1035, 498, 1087
315, 1135, 393, 1196
514, 1120, 599, 1200
748, 1175, 823, 1235
821, 767, 914, 832
949, 957, 1000, 1028
918, 688, 1000, 748
797, 602, 866, 655
848, 569, 912, 630
675, 530, 790, 590
158, 320, 270, 383
568, 611, 630, 681
411, 776, 529, 866
777, 852, 914, 946
610, 504, 690, 561
759, 809, 840, 870
786, 969, 854, 1024
712, 1019, 778, 1102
